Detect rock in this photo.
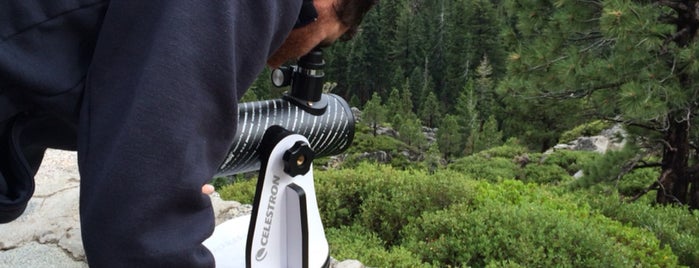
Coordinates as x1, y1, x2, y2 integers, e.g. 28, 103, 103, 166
331, 259, 366, 268
548, 124, 627, 154
573, 136, 610, 153
422, 126, 437, 144
0, 149, 84, 262
210, 193, 252, 225
357, 151, 391, 163
0, 241, 87, 268
351, 107, 362, 123
376, 126, 399, 138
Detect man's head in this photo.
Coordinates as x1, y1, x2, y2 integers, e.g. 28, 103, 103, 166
267, 0, 377, 68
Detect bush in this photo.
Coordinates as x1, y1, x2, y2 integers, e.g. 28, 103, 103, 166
402, 183, 680, 267
475, 138, 528, 159
540, 150, 600, 174
345, 124, 403, 155
585, 193, 699, 267
315, 164, 478, 245
219, 162, 686, 268
572, 145, 639, 190
218, 177, 257, 204
326, 225, 431, 267
448, 155, 518, 182
617, 167, 658, 196
520, 163, 572, 184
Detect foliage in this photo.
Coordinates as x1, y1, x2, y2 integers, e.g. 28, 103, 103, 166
397, 118, 426, 149
466, 115, 504, 155
418, 91, 441, 128
572, 145, 641, 190
218, 176, 257, 204
584, 192, 699, 267
616, 167, 659, 197
219, 158, 689, 267
436, 114, 462, 161
314, 164, 478, 244
326, 225, 432, 268
475, 138, 528, 159
540, 150, 600, 174
520, 163, 572, 185
361, 92, 386, 136
448, 155, 518, 183
402, 199, 678, 267
501, 0, 699, 206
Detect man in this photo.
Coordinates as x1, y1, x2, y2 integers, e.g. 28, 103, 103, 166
0, 0, 376, 266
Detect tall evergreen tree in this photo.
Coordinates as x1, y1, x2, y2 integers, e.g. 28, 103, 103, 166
419, 91, 441, 128
455, 79, 479, 155
399, 118, 426, 149
437, 114, 462, 161
502, 0, 699, 208
385, 87, 404, 128
362, 92, 386, 136
475, 55, 497, 123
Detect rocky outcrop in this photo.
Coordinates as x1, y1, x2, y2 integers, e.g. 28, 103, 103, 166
547, 124, 627, 154
0, 149, 366, 268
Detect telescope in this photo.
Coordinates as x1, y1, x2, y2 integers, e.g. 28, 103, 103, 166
215, 48, 355, 176
206, 48, 354, 268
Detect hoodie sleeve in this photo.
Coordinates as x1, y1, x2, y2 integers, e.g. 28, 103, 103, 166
77, 1, 299, 267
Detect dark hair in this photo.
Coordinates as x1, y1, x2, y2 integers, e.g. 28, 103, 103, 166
334, 0, 378, 41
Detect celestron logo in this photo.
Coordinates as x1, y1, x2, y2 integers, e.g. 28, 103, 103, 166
256, 175, 281, 262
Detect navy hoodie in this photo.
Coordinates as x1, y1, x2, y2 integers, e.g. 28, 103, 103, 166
0, 0, 301, 266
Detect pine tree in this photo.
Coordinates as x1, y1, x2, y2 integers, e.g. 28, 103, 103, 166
385, 87, 404, 129
455, 79, 479, 155
419, 91, 441, 128
362, 92, 386, 136
475, 55, 496, 122
398, 118, 426, 149
437, 114, 462, 161
502, 0, 699, 208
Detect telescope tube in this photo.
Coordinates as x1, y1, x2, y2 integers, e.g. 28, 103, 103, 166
216, 93, 355, 176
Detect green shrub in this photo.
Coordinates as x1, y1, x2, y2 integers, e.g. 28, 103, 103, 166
218, 177, 257, 204
315, 164, 478, 245
585, 193, 699, 267
326, 225, 431, 268
559, 120, 612, 143
573, 145, 639, 189
540, 150, 600, 174
345, 124, 403, 155
402, 193, 679, 267
357, 169, 478, 246
520, 163, 572, 184
475, 138, 528, 159
617, 167, 659, 196
448, 155, 518, 182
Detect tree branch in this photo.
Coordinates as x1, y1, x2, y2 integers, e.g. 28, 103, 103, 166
627, 182, 658, 202
634, 162, 663, 169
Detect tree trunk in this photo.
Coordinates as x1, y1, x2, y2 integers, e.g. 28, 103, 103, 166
655, 5, 699, 207
656, 117, 691, 205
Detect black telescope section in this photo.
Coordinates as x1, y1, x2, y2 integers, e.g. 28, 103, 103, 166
272, 48, 328, 115
216, 93, 355, 176
290, 49, 324, 103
